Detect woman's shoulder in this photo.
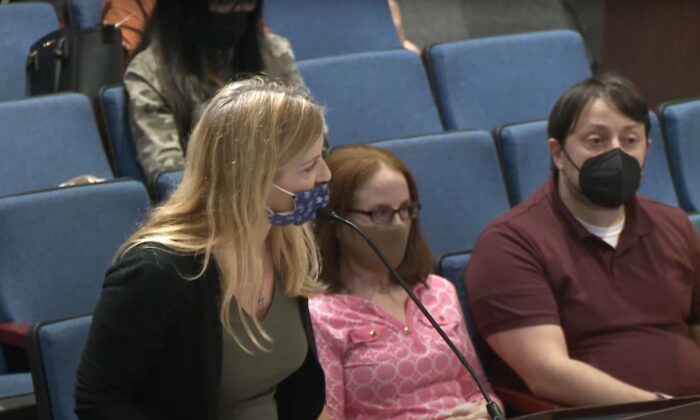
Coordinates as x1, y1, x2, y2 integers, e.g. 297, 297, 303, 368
260, 32, 295, 58
419, 274, 460, 305
125, 43, 159, 80
308, 293, 364, 322
106, 244, 207, 295
424, 274, 457, 292
309, 292, 350, 312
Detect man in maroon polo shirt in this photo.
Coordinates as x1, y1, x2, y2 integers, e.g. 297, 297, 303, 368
467, 74, 700, 406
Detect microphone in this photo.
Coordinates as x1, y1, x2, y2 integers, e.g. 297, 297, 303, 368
315, 208, 505, 420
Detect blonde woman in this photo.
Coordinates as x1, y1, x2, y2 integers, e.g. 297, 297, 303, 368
75, 79, 331, 420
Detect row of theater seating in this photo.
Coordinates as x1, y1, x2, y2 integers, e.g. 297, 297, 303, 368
1, 3, 698, 418
14, 95, 700, 418
3, 3, 591, 139
62, 0, 405, 61
3, 89, 700, 253
4, 0, 402, 102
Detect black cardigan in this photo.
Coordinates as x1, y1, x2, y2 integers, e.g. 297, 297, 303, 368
74, 245, 325, 420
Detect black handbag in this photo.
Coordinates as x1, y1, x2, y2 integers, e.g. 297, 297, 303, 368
26, 24, 125, 98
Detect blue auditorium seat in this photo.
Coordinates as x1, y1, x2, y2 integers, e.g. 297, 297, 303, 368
299, 50, 442, 148
264, 0, 401, 60
436, 251, 474, 339
494, 119, 550, 206
659, 99, 700, 213
155, 170, 184, 202
29, 315, 92, 420
0, 93, 113, 197
0, 3, 58, 101
0, 180, 149, 337
426, 30, 591, 131
99, 86, 146, 183
374, 131, 510, 256
638, 113, 677, 207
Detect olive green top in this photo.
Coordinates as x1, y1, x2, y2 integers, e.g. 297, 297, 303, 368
217, 278, 308, 420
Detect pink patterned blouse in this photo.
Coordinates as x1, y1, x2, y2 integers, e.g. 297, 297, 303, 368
309, 274, 498, 419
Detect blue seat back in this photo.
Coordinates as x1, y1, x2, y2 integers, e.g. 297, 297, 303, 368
495, 120, 550, 205
0, 3, 58, 101
99, 86, 146, 182
496, 112, 676, 206
659, 99, 700, 212
155, 170, 184, 202
299, 50, 442, 148
436, 251, 474, 339
374, 131, 510, 256
638, 113, 677, 206
0, 93, 113, 197
263, 0, 401, 60
30, 315, 92, 420
0, 181, 150, 324
426, 30, 591, 131
66, 0, 102, 27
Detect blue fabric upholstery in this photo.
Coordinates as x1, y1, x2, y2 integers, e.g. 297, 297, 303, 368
426, 30, 591, 131
263, 0, 401, 60
638, 112, 677, 206
67, 0, 102, 27
374, 131, 510, 256
0, 373, 33, 399
99, 87, 146, 182
496, 112, 677, 206
0, 93, 113, 197
30, 315, 91, 420
0, 181, 150, 325
495, 119, 550, 205
0, 3, 58, 101
436, 252, 474, 339
660, 99, 700, 212
299, 50, 442, 148
155, 170, 183, 202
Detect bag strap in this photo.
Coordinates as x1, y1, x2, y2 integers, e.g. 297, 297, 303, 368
52, 37, 68, 92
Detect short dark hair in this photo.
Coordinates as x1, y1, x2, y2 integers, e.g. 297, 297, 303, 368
315, 145, 433, 293
548, 73, 650, 145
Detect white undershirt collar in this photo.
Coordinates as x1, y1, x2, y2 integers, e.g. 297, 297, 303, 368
576, 215, 626, 248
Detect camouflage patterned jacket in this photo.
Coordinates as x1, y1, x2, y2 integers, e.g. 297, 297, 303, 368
124, 33, 303, 185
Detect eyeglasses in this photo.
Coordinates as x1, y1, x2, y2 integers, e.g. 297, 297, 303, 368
347, 202, 421, 225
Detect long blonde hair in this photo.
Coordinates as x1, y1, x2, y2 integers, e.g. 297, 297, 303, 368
118, 78, 326, 351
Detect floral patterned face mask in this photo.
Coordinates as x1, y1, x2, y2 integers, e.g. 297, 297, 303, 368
267, 182, 330, 226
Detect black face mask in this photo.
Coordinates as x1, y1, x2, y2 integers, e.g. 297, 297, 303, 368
203, 11, 250, 50
563, 147, 642, 208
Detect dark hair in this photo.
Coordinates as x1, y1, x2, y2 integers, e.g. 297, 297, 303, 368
315, 145, 433, 293
136, 0, 265, 145
548, 73, 650, 146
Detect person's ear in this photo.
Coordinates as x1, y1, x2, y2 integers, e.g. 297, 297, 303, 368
548, 138, 565, 171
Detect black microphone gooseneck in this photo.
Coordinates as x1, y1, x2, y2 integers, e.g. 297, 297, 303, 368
315, 208, 505, 420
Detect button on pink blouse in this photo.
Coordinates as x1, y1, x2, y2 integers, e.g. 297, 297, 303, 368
310, 275, 497, 419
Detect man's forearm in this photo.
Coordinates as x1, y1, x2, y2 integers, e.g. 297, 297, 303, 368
529, 357, 658, 406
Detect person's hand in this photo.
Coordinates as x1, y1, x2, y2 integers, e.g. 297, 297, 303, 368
445, 399, 490, 420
